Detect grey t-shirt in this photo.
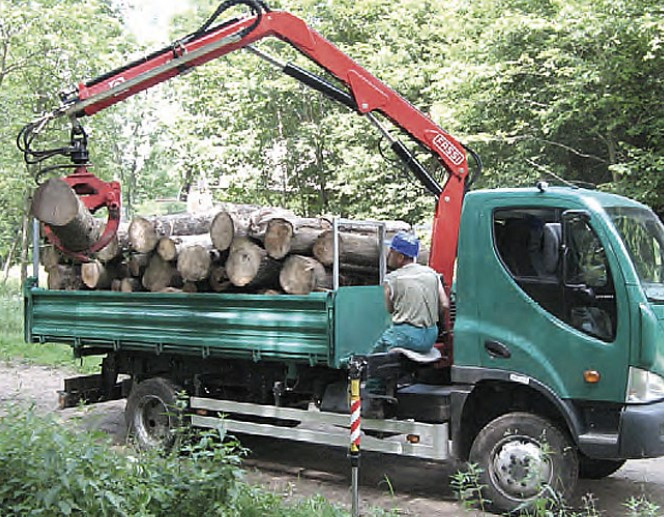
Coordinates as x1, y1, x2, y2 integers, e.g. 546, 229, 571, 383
385, 263, 440, 328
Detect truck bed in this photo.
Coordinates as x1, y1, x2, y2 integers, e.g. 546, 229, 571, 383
24, 279, 389, 369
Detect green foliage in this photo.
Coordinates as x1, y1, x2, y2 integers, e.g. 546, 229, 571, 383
0, 406, 389, 516
2, 0, 663, 262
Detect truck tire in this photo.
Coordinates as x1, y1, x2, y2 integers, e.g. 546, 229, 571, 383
125, 377, 183, 450
469, 412, 578, 513
578, 454, 625, 479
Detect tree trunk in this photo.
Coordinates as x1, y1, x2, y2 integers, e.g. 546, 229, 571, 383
313, 230, 381, 267
40, 245, 61, 270
156, 237, 177, 262
120, 277, 142, 293
279, 255, 331, 294
81, 260, 118, 289
226, 237, 280, 288
47, 264, 83, 290
127, 253, 151, 277
210, 210, 251, 252
209, 265, 231, 292
177, 243, 213, 282
147, 212, 217, 237
128, 217, 159, 253
95, 224, 129, 263
142, 255, 179, 292
252, 214, 332, 259
31, 179, 100, 252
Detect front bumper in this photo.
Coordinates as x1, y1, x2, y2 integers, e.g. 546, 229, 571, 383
619, 398, 664, 458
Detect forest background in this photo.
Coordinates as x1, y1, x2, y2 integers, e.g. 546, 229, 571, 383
0, 0, 662, 273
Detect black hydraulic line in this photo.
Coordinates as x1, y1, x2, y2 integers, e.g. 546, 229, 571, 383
390, 140, 443, 197
283, 63, 358, 112
462, 143, 482, 188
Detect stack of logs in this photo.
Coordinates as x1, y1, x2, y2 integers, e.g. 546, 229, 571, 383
34, 179, 421, 295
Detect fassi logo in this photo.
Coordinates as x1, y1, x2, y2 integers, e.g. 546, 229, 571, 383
432, 133, 464, 166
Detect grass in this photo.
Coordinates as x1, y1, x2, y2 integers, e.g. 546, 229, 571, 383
0, 279, 100, 372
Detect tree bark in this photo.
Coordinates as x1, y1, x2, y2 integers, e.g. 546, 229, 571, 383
47, 264, 83, 290
40, 245, 61, 270
226, 237, 280, 288
120, 277, 142, 293
279, 255, 331, 294
31, 179, 100, 253
142, 255, 179, 292
209, 265, 232, 292
313, 230, 381, 267
127, 253, 151, 277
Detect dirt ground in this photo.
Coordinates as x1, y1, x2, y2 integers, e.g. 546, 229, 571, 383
2, 361, 664, 517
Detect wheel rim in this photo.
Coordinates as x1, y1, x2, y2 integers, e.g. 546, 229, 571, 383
134, 394, 172, 447
490, 435, 553, 501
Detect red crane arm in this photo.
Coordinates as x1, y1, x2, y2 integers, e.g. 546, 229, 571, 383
61, 8, 469, 285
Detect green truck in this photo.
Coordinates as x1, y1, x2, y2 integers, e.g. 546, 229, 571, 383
25, 186, 664, 512
16, 1, 664, 512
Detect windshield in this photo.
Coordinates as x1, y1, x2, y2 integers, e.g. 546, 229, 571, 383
607, 207, 664, 302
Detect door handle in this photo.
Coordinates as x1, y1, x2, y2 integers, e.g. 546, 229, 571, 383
484, 340, 511, 359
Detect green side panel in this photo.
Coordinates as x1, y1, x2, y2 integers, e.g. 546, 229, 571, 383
333, 285, 391, 368
27, 287, 333, 365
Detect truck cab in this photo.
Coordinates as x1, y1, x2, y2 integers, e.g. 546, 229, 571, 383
447, 185, 664, 508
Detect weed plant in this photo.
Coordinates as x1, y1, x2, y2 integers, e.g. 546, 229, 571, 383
0, 406, 394, 516
452, 463, 661, 517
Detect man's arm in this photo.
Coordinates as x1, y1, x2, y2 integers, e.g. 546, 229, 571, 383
384, 282, 394, 314
438, 277, 449, 319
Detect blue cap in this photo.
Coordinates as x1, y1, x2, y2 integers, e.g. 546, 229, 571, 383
389, 231, 419, 258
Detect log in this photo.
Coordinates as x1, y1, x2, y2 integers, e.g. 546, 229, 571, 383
156, 237, 177, 262
47, 264, 83, 290
128, 217, 159, 253
127, 253, 151, 277
147, 212, 217, 237
249, 211, 331, 259
120, 277, 142, 293
279, 255, 331, 294
226, 238, 280, 288
177, 238, 214, 282
142, 255, 179, 292
81, 260, 118, 289
31, 178, 100, 252
182, 282, 198, 293
313, 230, 380, 267
40, 245, 62, 270
111, 279, 123, 292
95, 223, 130, 263
209, 265, 230, 292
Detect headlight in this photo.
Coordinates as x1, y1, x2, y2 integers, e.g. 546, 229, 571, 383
626, 367, 664, 403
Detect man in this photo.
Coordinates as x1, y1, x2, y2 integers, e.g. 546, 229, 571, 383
372, 231, 449, 355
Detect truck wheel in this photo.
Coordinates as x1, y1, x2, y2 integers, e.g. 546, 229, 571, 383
469, 412, 578, 513
578, 454, 625, 479
125, 377, 183, 450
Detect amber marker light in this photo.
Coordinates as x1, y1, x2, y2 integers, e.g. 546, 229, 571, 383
406, 434, 420, 444
584, 370, 601, 383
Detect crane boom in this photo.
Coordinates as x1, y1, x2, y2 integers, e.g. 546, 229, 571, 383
22, 0, 471, 286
